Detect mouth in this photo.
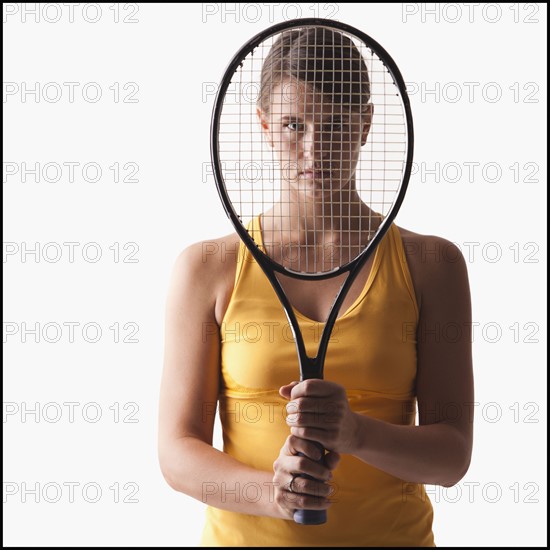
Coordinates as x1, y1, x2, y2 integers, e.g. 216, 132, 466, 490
300, 169, 332, 180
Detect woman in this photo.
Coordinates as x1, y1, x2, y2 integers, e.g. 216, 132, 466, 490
159, 27, 473, 546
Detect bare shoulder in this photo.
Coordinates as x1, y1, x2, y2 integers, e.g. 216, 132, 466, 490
395, 225, 469, 311
397, 225, 464, 261
168, 232, 241, 324
172, 232, 240, 278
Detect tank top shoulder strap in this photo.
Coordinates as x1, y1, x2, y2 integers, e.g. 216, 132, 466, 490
386, 224, 419, 320
232, 217, 261, 290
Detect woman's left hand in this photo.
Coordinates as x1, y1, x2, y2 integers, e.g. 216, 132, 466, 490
280, 380, 360, 455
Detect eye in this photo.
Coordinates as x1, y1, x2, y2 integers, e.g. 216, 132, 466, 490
285, 122, 305, 132
328, 120, 344, 132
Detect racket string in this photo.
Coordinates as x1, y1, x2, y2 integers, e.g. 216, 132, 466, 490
218, 24, 407, 275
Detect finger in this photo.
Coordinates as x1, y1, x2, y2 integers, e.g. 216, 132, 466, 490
288, 454, 333, 481
324, 451, 341, 470
275, 452, 332, 481
284, 435, 324, 461
289, 426, 328, 448
279, 381, 299, 400
290, 379, 344, 400
286, 411, 329, 429
280, 490, 332, 512
286, 397, 335, 415
286, 475, 333, 498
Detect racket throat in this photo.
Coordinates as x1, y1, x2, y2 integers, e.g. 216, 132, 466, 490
298, 355, 325, 381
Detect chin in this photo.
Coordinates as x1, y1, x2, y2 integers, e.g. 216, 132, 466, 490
298, 182, 347, 201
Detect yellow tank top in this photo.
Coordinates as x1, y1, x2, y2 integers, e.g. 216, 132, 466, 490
200, 218, 435, 547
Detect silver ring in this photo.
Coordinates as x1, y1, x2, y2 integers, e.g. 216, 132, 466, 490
288, 474, 299, 493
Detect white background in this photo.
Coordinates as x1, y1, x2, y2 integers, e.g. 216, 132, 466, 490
3, 2, 547, 547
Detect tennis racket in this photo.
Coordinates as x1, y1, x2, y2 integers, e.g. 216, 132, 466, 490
211, 18, 413, 525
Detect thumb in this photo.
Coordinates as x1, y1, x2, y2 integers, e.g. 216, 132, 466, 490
279, 380, 300, 400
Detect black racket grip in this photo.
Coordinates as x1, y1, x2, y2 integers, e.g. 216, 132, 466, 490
293, 443, 328, 525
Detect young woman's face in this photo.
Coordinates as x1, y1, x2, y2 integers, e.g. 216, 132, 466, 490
258, 79, 371, 198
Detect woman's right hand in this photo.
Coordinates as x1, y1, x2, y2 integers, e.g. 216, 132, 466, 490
272, 434, 340, 520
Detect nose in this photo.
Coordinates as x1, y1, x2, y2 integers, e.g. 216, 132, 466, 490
302, 125, 329, 163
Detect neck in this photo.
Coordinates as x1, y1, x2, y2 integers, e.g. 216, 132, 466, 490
261, 186, 381, 247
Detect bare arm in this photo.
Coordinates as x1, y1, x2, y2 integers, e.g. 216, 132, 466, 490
284, 237, 474, 487
158, 243, 276, 517
352, 238, 474, 485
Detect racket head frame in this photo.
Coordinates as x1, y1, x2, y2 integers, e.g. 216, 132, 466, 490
211, 17, 414, 283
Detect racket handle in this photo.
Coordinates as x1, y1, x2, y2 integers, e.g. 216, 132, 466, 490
294, 506, 327, 525
292, 444, 328, 525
